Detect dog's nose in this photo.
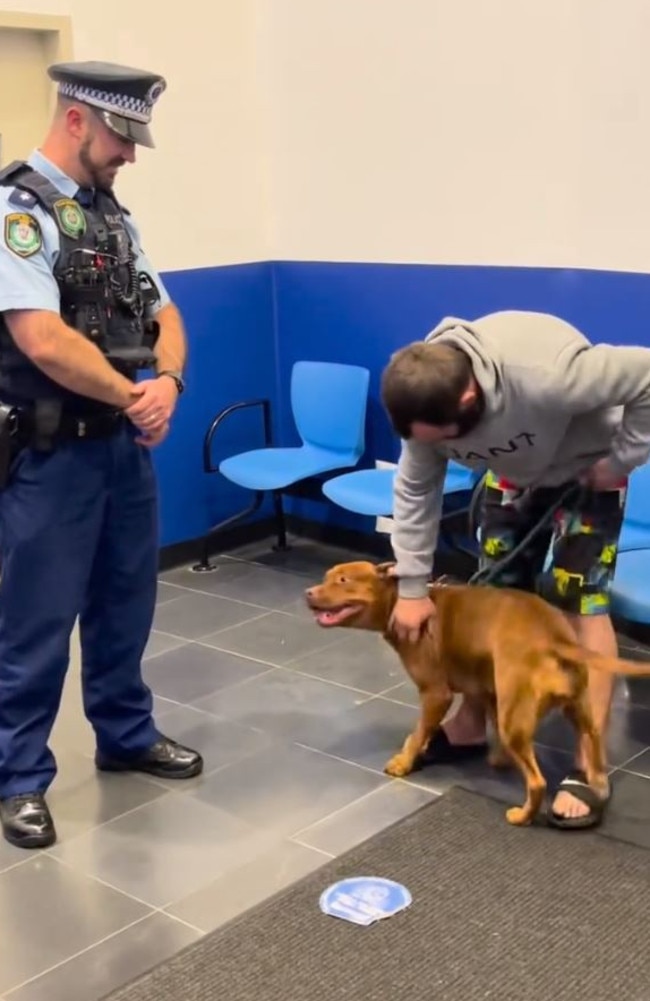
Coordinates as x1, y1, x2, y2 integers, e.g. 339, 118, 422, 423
305, 587, 314, 598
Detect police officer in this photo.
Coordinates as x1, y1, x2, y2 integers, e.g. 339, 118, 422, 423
0, 61, 203, 850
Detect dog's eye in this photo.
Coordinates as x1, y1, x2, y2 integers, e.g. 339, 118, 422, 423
338, 575, 348, 584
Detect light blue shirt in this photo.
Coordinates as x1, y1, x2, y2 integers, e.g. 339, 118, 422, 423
0, 149, 171, 315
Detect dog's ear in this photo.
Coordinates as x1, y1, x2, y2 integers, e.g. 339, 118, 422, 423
376, 561, 398, 578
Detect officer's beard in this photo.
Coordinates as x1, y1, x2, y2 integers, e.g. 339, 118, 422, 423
79, 138, 125, 191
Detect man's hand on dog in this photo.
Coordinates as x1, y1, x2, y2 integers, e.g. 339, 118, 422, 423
390, 596, 436, 643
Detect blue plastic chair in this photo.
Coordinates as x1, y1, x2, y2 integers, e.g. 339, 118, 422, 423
618, 459, 650, 552
610, 551, 650, 625
607, 460, 650, 625
322, 461, 478, 517
322, 461, 484, 559
194, 360, 370, 571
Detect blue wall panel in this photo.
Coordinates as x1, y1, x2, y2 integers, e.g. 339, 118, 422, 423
153, 262, 277, 547
154, 260, 650, 546
272, 261, 650, 528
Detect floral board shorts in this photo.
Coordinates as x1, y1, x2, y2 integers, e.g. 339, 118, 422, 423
478, 471, 628, 616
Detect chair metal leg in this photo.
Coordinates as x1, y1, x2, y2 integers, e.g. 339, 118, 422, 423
272, 490, 289, 551
192, 492, 265, 572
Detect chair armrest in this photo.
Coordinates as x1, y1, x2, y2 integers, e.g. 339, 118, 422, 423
202, 398, 273, 473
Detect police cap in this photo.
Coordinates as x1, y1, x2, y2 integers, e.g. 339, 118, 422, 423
48, 60, 167, 149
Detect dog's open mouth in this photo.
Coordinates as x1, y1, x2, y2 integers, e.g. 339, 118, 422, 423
311, 604, 362, 627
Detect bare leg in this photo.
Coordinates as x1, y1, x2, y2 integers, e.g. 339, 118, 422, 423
485, 698, 512, 768
564, 690, 609, 798
441, 695, 488, 744
551, 612, 615, 819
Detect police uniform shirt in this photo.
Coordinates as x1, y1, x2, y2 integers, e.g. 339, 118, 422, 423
0, 149, 170, 316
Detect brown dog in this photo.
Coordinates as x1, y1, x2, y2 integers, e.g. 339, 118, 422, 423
305, 560, 650, 827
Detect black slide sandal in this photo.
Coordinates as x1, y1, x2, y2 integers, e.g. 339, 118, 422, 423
416, 729, 488, 768
547, 769, 611, 830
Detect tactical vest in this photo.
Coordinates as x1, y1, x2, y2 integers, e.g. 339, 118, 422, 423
0, 160, 161, 412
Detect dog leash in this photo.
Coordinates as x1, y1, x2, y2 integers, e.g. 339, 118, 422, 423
465, 481, 586, 587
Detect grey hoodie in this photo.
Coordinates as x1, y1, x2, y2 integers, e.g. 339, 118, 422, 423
392, 310, 650, 598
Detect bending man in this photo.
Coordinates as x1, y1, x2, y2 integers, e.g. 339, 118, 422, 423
381, 309, 650, 830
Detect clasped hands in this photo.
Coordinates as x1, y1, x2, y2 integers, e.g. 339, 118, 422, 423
124, 376, 178, 447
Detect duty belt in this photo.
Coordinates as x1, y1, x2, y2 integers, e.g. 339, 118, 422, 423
0, 403, 129, 485
18, 407, 128, 448
54, 410, 126, 441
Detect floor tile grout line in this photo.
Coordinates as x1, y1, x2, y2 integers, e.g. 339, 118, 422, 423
186, 639, 281, 669
153, 910, 205, 936
613, 746, 650, 770
41, 784, 194, 871
293, 741, 397, 782
618, 765, 650, 780
187, 610, 275, 640
46, 850, 162, 910
150, 612, 278, 648
0, 852, 41, 879
372, 692, 418, 709
158, 576, 332, 623
287, 776, 441, 842
288, 837, 336, 858
155, 579, 282, 614
192, 645, 375, 696
374, 681, 414, 699
167, 635, 345, 682
187, 665, 280, 703
289, 783, 395, 840
256, 662, 384, 700
612, 744, 650, 774
222, 631, 343, 667
3, 912, 155, 996
399, 777, 446, 795
146, 634, 292, 675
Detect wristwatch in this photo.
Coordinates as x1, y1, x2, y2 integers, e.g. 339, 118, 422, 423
158, 370, 185, 395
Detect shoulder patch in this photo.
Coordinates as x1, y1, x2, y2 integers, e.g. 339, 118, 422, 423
4, 212, 43, 258
53, 198, 86, 239
7, 187, 37, 209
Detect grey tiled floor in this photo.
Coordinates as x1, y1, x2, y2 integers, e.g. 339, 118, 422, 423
1, 536, 649, 1000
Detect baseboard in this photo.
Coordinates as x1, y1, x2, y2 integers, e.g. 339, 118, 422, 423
158, 517, 277, 572
285, 515, 393, 558
159, 513, 478, 579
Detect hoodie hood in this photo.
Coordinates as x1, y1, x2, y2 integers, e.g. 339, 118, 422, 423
423, 315, 506, 419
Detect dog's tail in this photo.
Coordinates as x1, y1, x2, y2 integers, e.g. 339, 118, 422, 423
557, 643, 650, 677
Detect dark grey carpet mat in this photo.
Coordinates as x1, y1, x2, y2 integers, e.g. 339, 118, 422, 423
102, 787, 650, 1001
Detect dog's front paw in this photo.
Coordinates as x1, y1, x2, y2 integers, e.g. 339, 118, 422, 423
505, 806, 532, 826
384, 753, 413, 778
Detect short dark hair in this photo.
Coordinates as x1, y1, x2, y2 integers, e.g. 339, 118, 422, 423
380, 342, 473, 438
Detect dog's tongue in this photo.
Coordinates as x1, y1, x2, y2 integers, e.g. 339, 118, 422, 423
316, 608, 348, 626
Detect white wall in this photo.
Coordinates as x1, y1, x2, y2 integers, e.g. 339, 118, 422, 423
5, 0, 270, 271
257, 0, 650, 273
7, 0, 650, 275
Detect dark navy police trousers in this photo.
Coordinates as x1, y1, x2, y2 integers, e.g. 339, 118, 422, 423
0, 426, 161, 798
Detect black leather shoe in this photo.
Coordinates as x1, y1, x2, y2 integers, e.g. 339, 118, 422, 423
0, 792, 56, 849
95, 736, 203, 779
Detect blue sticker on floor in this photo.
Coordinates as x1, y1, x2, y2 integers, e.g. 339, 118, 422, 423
319, 876, 412, 926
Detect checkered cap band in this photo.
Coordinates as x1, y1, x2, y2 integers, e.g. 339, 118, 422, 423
59, 81, 153, 123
